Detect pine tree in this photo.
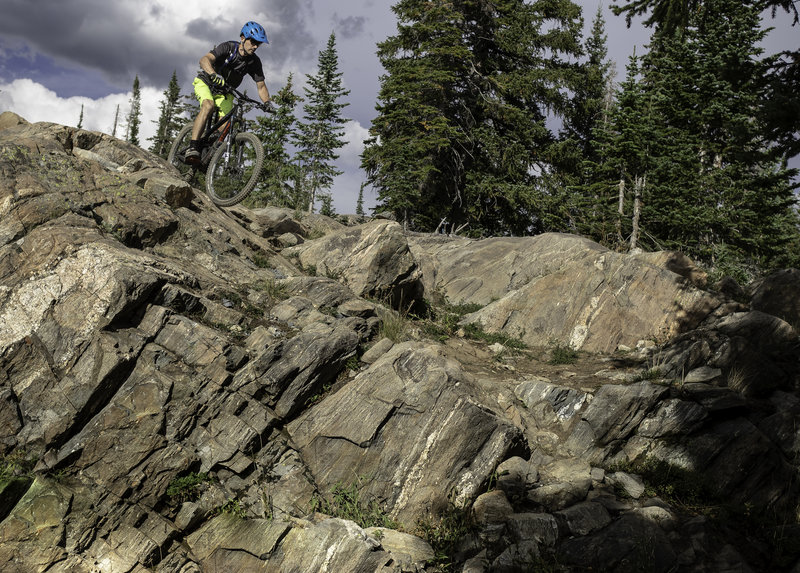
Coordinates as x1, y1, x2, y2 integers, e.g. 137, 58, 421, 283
362, 0, 584, 235
356, 183, 366, 217
295, 32, 350, 213
559, 5, 613, 172
584, 52, 657, 248
611, 0, 799, 161
250, 73, 304, 208
319, 193, 336, 217
149, 71, 183, 158
125, 75, 142, 146
77, 104, 84, 129
556, 5, 616, 237
611, 0, 798, 30
635, 0, 799, 272
361, 0, 469, 230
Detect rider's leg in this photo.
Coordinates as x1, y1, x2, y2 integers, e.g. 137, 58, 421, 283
191, 99, 216, 141
186, 78, 217, 161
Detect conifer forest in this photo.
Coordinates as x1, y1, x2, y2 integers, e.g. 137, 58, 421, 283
144, 0, 799, 282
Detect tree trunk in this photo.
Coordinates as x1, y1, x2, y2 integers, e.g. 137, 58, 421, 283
630, 174, 645, 251
112, 105, 120, 138
616, 174, 625, 245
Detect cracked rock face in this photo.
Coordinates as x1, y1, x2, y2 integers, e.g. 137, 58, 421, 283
1, 117, 799, 572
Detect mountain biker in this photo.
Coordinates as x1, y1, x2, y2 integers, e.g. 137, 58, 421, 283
185, 21, 272, 164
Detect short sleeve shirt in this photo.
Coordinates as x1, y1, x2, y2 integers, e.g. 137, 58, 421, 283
209, 41, 265, 89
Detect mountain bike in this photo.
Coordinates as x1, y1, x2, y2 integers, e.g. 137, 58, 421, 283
168, 81, 272, 207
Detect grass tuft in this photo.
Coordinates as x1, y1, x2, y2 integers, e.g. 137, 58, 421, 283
311, 481, 398, 530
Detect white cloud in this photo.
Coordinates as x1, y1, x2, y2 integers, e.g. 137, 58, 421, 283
1, 78, 170, 146
340, 120, 370, 166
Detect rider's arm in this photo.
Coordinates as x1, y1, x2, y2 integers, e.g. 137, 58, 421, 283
256, 80, 271, 104
199, 52, 217, 75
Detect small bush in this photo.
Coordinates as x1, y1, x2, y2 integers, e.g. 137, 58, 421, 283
166, 472, 212, 503
629, 367, 663, 383
252, 252, 271, 268
379, 310, 410, 343
420, 301, 483, 341
548, 341, 578, 365
0, 449, 36, 482
610, 458, 716, 510
416, 497, 475, 572
254, 278, 288, 301
462, 323, 526, 349
215, 498, 247, 519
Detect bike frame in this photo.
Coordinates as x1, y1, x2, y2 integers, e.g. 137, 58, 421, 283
199, 87, 251, 160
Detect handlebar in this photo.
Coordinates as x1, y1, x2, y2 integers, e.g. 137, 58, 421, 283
198, 72, 275, 113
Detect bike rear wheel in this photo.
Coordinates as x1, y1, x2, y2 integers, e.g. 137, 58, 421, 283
205, 132, 264, 207
166, 123, 197, 180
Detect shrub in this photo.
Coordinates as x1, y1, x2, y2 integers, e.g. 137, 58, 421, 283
548, 341, 578, 365
166, 472, 212, 503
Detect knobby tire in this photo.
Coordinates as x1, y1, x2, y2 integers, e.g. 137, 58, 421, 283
206, 132, 263, 207
166, 123, 196, 180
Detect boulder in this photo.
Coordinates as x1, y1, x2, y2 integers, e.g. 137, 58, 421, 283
0, 111, 28, 130
749, 268, 800, 326
656, 311, 799, 397
464, 250, 720, 353
558, 512, 677, 573
286, 342, 526, 525
365, 527, 436, 569
528, 458, 593, 511
553, 500, 612, 536
566, 382, 669, 459
263, 517, 390, 572
291, 220, 424, 310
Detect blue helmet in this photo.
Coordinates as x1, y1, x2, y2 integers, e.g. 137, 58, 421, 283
241, 21, 269, 44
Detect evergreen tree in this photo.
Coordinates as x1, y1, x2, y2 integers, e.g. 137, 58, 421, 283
582, 53, 655, 247
611, 0, 798, 30
611, 0, 799, 161
319, 193, 336, 217
149, 71, 183, 158
77, 104, 84, 129
295, 32, 350, 213
356, 183, 366, 217
362, 0, 584, 235
636, 0, 798, 272
125, 75, 142, 146
250, 73, 304, 208
560, 5, 613, 171
556, 5, 616, 237
361, 0, 468, 230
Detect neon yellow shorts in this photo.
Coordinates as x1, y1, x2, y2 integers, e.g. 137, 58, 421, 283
193, 77, 233, 116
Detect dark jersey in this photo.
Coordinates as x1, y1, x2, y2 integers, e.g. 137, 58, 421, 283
208, 40, 265, 89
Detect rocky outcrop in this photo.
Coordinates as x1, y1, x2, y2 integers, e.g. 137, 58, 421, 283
409, 233, 724, 353
1, 118, 799, 572
288, 342, 526, 525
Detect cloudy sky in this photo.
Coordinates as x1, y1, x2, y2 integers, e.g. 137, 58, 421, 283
0, 1, 796, 213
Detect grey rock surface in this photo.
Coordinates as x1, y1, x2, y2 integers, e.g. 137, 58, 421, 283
1, 119, 798, 573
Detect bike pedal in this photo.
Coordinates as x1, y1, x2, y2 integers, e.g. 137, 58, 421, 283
184, 153, 202, 166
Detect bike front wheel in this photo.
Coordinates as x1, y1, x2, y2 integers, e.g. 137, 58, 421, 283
205, 132, 264, 207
